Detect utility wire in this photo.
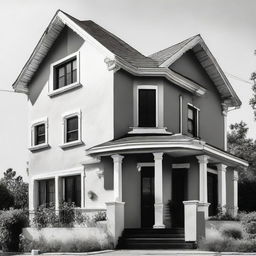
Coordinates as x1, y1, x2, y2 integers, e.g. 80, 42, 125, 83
225, 72, 253, 85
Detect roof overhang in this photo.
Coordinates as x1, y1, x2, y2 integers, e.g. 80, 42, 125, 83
159, 36, 241, 107
87, 136, 248, 168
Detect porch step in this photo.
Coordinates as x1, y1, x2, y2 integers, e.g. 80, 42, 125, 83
118, 228, 196, 249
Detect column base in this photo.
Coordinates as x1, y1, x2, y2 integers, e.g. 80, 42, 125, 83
153, 203, 165, 229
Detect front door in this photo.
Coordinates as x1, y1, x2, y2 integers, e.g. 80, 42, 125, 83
141, 167, 154, 228
172, 169, 187, 227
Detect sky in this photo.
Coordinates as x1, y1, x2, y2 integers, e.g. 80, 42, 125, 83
0, 0, 255, 179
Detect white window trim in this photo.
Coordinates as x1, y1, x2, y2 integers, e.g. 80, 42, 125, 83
60, 109, 83, 149
187, 103, 200, 137
136, 85, 159, 128
48, 51, 81, 97
29, 117, 49, 151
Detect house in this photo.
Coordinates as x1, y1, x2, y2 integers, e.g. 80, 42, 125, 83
13, 10, 248, 249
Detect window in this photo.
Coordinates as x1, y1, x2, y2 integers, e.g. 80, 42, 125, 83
138, 87, 157, 127
60, 110, 82, 148
55, 58, 77, 90
48, 52, 81, 97
63, 175, 81, 207
187, 104, 199, 137
38, 179, 55, 207
30, 117, 49, 151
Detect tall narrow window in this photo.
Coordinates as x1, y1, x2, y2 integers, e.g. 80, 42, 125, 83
38, 179, 55, 207
55, 58, 77, 90
64, 175, 81, 207
35, 124, 45, 145
187, 105, 199, 137
138, 89, 156, 127
66, 116, 79, 143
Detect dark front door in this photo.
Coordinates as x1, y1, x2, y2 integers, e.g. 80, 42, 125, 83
172, 169, 187, 227
208, 172, 218, 216
141, 167, 155, 228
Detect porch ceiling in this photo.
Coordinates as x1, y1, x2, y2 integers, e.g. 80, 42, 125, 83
87, 134, 248, 168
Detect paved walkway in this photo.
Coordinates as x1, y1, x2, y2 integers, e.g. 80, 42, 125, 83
2, 250, 256, 256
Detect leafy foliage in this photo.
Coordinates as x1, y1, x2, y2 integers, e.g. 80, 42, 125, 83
93, 211, 107, 222
0, 209, 28, 252
250, 72, 256, 119
240, 211, 256, 239
220, 223, 243, 239
0, 183, 14, 210
0, 168, 28, 209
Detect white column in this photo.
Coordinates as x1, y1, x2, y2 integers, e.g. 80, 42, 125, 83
233, 171, 239, 216
81, 170, 86, 208
221, 103, 228, 151
196, 155, 209, 203
111, 154, 124, 202
55, 176, 59, 212
217, 164, 227, 213
153, 152, 165, 228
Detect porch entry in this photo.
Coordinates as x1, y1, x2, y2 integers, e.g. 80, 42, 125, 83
208, 172, 218, 216
172, 169, 187, 228
141, 166, 154, 228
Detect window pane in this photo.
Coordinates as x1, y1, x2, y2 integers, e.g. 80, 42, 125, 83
187, 120, 194, 134
67, 131, 78, 142
39, 180, 46, 206
65, 177, 74, 203
188, 108, 194, 120
138, 89, 156, 127
35, 124, 45, 145
67, 116, 78, 131
66, 73, 72, 85
75, 176, 81, 207
72, 59, 77, 70
66, 63, 72, 74
58, 77, 65, 88
47, 179, 55, 205
58, 67, 65, 77
72, 70, 77, 83
64, 176, 81, 207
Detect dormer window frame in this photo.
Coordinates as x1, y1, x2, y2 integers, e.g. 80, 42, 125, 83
136, 85, 159, 128
48, 51, 81, 97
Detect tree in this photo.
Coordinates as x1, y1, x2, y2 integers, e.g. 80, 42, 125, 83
0, 184, 14, 210
228, 121, 256, 211
0, 169, 28, 209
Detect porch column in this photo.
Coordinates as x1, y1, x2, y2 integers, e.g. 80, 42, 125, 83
233, 171, 239, 216
217, 164, 227, 213
221, 103, 228, 151
196, 155, 210, 219
81, 169, 86, 208
111, 154, 124, 202
153, 152, 165, 228
55, 176, 60, 212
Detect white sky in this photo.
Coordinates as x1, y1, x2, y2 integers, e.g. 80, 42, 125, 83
0, 0, 255, 179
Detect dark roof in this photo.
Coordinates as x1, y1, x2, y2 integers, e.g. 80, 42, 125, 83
149, 35, 197, 65
64, 12, 158, 68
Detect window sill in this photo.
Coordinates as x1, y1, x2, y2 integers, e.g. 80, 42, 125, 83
48, 82, 82, 98
128, 127, 172, 135
59, 140, 83, 149
29, 143, 50, 152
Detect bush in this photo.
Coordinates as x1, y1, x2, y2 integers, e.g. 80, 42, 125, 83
19, 234, 113, 253
208, 206, 240, 221
240, 211, 256, 238
93, 211, 107, 222
0, 209, 28, 252
220, 223, 243, 239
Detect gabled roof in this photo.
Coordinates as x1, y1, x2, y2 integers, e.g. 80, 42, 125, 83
12, 10, 241, 107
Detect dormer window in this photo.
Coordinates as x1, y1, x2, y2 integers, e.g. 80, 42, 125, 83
187, 104, 199, 137
137, 86, 158, 128
48, 52, 81, 97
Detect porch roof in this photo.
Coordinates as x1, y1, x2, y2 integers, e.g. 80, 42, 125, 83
87, 134, 248, 168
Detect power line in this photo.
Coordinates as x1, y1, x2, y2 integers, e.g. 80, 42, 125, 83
225, 72, 253, 85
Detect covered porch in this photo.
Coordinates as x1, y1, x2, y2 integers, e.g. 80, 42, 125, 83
88, 135, 248, 245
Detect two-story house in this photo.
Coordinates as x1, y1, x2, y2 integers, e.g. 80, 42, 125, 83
13, 10, 248, 249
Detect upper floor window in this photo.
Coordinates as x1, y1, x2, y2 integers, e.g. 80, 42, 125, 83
137, 86, 158, 128
55, 58, 77, 90
30, 117, 49, 151
48, 52, 81, 97
187, 104, 199, 137
60, 110, 82, 149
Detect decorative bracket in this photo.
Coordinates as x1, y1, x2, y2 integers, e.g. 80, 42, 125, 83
104, 57, 120, 72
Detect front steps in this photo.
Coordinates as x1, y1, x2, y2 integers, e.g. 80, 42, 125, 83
117, 228, 196, 249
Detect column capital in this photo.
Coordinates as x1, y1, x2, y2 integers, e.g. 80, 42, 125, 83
153, 152, 164, 160
111, 154, 124, 163
196, 155, 209, 164
216, 163, 227, 173
221, 103, 228, 116
233, 171, 239, 181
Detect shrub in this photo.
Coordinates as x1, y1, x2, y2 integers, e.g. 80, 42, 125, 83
208, 206, 240, 221
59, 202, 75, 227
93, 211, 107, 222
240, 211, 256, 238
33, 203, 58, 228
19, 234, 114, 252
75, 210, 89, 226
0, 184, 14, 210
0, 209, 28, 252
220, 223, 243, 239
